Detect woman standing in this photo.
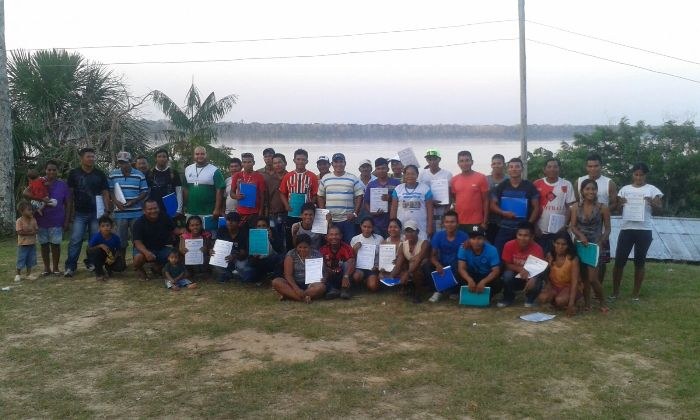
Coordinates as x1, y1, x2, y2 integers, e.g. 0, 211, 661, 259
23, 160, 70, 276
390, 165, 434, 240
612, 163, 663, 301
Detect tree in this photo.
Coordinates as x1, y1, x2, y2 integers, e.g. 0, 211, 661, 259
0, 0, 15, 235
150, 83, 237, 170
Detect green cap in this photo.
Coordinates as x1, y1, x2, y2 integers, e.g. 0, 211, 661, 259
425, 149, 441, 158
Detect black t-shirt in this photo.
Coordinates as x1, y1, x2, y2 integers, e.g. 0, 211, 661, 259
132, 213, 176, 250
146, 167, 182, 212
492, 179, 540, 229
216, 227, 249, 259
67, 167, 109, 214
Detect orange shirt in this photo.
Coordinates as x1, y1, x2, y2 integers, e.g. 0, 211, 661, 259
16, 217, 37, 246
549, 257, 574, 289
451, 171, 489, 224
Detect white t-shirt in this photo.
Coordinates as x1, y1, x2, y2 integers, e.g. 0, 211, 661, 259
350, 232, 384, 266
418, 168, 452, 206
534, 177, 576, 234
224, 176, 238, 213
392, 183, 433, 240
618, 184, 663, 230
577, 175, 611, 205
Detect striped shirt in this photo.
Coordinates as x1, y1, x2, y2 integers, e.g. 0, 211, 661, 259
279, 170, 319, 202
318, 172, 364, 222
108, 168, 148, 219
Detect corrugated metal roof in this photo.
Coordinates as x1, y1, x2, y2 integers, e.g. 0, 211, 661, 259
610, 216, 700, 261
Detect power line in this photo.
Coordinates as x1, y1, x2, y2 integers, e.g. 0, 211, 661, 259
528, 38, 700, 84
11, 19, 516, 52
528, 20, 700, 66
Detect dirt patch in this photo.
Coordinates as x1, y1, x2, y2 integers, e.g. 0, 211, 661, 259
503, 317, 574, 339
543, 378, 593, 411
7, 313, 100, 339
594, 351, 666, 388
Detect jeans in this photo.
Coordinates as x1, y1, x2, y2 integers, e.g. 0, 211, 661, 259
213, 259, 255, 282
502, 270, 543, 304
87, 248, 126, 276
269, 213, 287, 253
65, 212, 99, 271
250, 253, 284, 280
334, 220, 357, 245
493, 225, 518, 258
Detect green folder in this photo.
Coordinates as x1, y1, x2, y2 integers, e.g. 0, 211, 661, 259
575, 241, 599, 267
288, 193, 306, 217
459, 286, 491, 307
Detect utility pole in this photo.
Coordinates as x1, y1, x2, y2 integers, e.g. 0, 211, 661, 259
518, 0, 528, 178
0, 0, 15, 235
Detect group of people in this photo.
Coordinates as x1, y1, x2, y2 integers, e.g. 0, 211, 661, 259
15, 144, 663, 313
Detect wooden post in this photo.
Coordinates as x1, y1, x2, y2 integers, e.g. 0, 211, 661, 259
518, 0, 528, 178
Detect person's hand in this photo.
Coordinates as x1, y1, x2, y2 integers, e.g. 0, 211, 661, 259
145, 251, 156, 262
100, 244, 110, 253
225, 254, 234, 263
480, 222, 488, 230
232, 193, 244, 200
462, 240, 473, 250
502, 211, 516, 219
524, 277, 536, 292
209, 249, 215, 256
427, 225, 434, 238
519, 269, 530, 280
381, 193, 389, 201
372, 208, 385, 216
346, 212, 356, 221
476, 281, 486, 293
114, 201, 125, 211
467, 280, 477, 292
435, 263, 444, 276
618, 197, 627, 206
212, 210, 221, 219
566, 305, 576, 317
579, 236, 589, 246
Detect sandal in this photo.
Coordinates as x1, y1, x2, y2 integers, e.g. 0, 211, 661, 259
40, 271, 51, 277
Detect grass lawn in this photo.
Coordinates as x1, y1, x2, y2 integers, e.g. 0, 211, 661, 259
1, 236, 699, 418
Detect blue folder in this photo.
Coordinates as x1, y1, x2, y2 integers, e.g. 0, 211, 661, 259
162, 192, 178, 217
288, 192, 306, 217
501, 196, 528, 218
202, 215, 217, 231
248, 228, 269, 256
218, 216, 227, 228
431, 266, 458, 292
238, 183, 257, 208
459, 286, 491, 307
380, 278, 401, 287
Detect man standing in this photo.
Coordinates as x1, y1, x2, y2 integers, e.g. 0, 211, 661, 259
64, 147, 111, 277
490, 157, 540, 256
264, 153, 288, 251
497, 222, 545, 308
280, 149, 319, 244
231, 152, 267, 227
533, 158, 575, 255
317, 153, 364, 244
108, 151, 148, 265
364, 157, 400, 236
146, 149, 183, 216
486, 154, 508, 244
389, 156, 404, 180
224, 157, 242, 214
451, 150, 489, 234
184, 146, 226, 231
418, 149, 453, 234
257, 147, 276, 175
132, 200, 179, 280
316, 155, 331, 179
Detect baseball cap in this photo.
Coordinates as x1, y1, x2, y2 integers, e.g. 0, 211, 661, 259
425, 149, 441, 158
225, 211, 241, 222
359, 159, 372, 168
317, 155, 330, 163
262, 147, 275, 156
403, 220, 419, 232
116, 151, 132, 163
470, 225, 487, 238
389, 155, 401, 163
332, 153, 346, 162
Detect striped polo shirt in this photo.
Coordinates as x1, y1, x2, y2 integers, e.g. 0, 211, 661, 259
318, 171, 364, 222
108, 168, 148, 219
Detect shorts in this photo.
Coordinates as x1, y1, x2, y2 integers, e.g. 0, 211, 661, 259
550, 283, 582, 300
133, 246, 172, 264
16, 245, 37, 270
356, 268, 376, 279
37, 227, 63, 245
166, 278, 193, 289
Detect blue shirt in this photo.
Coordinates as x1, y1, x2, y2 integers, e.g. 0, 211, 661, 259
430, 230, 468, 267
108, 168, 148, 220
88, 232, 122, 251
458, 243, 500, 276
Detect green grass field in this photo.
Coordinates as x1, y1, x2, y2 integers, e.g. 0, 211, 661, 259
1, 236, 699, 419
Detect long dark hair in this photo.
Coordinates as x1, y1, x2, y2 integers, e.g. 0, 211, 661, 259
549, 231, 576, 260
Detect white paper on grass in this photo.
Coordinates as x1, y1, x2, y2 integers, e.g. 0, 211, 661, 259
378, 244, 396, 272
430, 178, 450, 205
184, 238, 204, 265
547, 213, 565, 233
311, 208, 330, 234
515, 255, 549, 279
113, 182, 127, 205
95, 196, 105, 218
355, 243, 377, 270
304, 257, 323, 284
520, 312, 556, 322
622, 195, 645, 222
369, 187, 389, 213
209, 240, 233, 268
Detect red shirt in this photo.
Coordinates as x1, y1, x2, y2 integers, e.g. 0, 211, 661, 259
501, 239, 544, 266
279, 170, 319, 201
231, 171, 267, 215
451, 171, 489, 224
28, 177, 49, 200
320, 242, 354, 274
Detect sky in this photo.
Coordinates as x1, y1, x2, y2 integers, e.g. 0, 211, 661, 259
5, 0, 700, 125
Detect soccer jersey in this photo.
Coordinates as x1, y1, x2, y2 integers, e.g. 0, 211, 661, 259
185, 163, 226, 215
279, 170, 319, 204
533, 177, 575, 234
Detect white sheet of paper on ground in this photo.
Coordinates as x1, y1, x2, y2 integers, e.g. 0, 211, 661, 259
622, 195, 645, 222
209, 239, 233, 268
397, 147, 420, 168
311, 209, 330, 234
304, 257, 323, 284
430, 178, 449, 205
355, 243, 377, 270
547, 213, 565, 233
378, 244, 396, 272
184, 238, 204, 265
113, 182, 127, 204
520, 312, 556, 322
369, 187, 389, 213
95, 196, 105, 218
515, 255, 549, 279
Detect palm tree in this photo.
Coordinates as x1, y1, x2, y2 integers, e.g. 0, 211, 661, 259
150, 83, 237, 169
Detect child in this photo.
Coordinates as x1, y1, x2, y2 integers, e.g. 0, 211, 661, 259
350, 217, 383, 292
179, 215, 212, 279
87, 215, 126, 281
26, 168, 55, 216
15, 201, 38, 282
164, 250, 198, 291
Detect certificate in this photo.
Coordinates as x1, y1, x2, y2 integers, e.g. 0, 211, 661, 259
304, 257, 323, 284
248, 229, 269, 256
311, 209, 329, 234
430, 178, 449, 205
623, 195, 645, 222
288, 192, 306, 217
378, 244, 396, 272
113, 182, 126, 205
355, 243, 377, 270
516, 255, 548, 279
210, 239, 233, 268
547, 213, 566, 233
369, 187, 389, 213
184, 239, 204, 265
397, 147, 420, 168
95, 196, 105, 218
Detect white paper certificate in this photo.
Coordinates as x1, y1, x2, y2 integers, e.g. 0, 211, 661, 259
355, 244, 377, 270
397, 147, 420, 168
311, 209, 330, 234
623, 195, 645, 222
210, 239, 233, 268
184, 239, 204, 265
516, 255, 549, 279
430, 178, 449, 205
95, 196, 105, 218
378, 244, 397, 272
370, 187, 389, 213
547, 213, 566, 233
113, 182, 127, 205
304, 257, 323, 284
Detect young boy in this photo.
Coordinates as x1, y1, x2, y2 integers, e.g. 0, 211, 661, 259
164, 250, 198, 291
87, 215, 126, 281
15, 201, 38, 282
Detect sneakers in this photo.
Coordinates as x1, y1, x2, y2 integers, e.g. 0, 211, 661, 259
64, 269, 75, 278
496, 301, 511, 308
428, 292, 443, 303
84, 259, 95, 272
340, 288, 352, 300
14, 274, 21, 282
523, 302, 535, 308
325, 288, 341, 300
